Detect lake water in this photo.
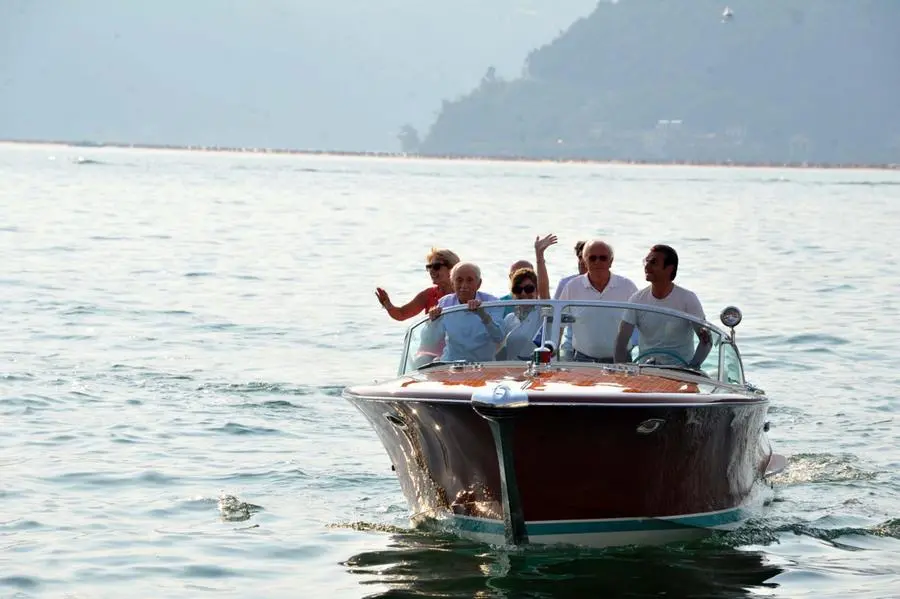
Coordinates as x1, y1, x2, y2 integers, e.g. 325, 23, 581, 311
1, 143, 898, 598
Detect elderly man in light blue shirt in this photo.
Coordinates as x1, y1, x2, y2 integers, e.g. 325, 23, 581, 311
420, 262, 504, 362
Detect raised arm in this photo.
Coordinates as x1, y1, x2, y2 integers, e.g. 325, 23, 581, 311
534, 233, 558, 300
376, 287, 430, 321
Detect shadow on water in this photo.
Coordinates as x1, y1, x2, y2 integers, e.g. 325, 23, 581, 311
341, 530, 783, 599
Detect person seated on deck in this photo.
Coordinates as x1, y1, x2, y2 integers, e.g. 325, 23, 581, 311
498, 234, 557, 360
420, 262, 505, 363
375, 247, 460, 320
557, 239, 638, 363
614, 244, 712, 368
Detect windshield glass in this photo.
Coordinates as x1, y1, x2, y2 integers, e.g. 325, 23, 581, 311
400, 299, 728, 379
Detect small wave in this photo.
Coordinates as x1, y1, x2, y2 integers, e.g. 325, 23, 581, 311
48, 470, 180, 486
184, 271, 216, 278
0, 575, 42, 589
815, 283, 856, 293
871, 518, 900, 538
73, 157, 105, 165
0, 519, 43, 531
833, 180, 900, 187
747, 358, 809, 371
60, 305, 98, 315
236, 399, 307, 411
771, 453, 877, 485
783, 333, 850, 346
179, 564, 242, 579
1, 394, 61, 408
195, 381, 333, 396
781, 519, 900, 543
212, 422, 283, 436
328, 520, 411, 534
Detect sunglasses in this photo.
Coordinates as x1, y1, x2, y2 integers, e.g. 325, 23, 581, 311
587, 254, 610, 263
424, 262, 447, 271
512, 284, 536, 294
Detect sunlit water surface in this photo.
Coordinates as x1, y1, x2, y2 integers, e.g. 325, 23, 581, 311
1, 144, 898, 598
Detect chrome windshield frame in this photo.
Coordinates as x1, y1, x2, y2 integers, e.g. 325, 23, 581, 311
399, 299, 735, 377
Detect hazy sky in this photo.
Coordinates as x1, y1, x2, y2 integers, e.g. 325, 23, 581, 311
0, 0, 597, 151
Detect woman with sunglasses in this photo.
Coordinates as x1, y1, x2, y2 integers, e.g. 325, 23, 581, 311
375, 247, 460, 321
499, 234, 556, 360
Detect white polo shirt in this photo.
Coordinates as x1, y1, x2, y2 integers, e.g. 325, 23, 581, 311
558, 273, 638, 358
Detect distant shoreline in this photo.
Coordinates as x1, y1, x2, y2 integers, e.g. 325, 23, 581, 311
2, 138, 898, 171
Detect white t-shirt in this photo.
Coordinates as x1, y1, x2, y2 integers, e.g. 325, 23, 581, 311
623, 285, 705, 364
558, 273, 638, 358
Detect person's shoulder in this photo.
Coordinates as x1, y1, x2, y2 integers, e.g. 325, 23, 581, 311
673, 284, 701, 302
478, 291, 500, 302
559, 274, 586, 297
628, 285, 652, 302
437, 293, 457, 307
673, 284, 705, 317
558, 273, 578, 286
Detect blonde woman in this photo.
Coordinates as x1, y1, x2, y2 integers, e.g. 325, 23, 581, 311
375, 248, 460, 321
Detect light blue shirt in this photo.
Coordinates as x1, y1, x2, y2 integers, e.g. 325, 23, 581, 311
421, 292, 504, 362
553, 273, 580, 299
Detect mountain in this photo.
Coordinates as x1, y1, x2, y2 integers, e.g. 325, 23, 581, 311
416, 0, 900, 164
0, 0, 596, 151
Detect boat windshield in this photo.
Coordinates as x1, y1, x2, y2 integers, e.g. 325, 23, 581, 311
399, 299, 740, 383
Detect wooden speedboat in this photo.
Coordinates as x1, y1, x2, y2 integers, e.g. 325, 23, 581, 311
344, 300, 785, 547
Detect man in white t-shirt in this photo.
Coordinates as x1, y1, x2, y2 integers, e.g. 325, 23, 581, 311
614, 244, 712, 368
558, 239, 638, 362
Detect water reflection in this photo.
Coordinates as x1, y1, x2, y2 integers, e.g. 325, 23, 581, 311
342, 531, 783, 598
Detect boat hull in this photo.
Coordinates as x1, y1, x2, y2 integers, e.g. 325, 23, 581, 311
345, 389, 773, 547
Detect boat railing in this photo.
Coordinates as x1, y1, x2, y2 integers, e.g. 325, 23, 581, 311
399, 299, 746, 385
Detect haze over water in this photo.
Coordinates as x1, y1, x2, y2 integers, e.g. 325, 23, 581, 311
1, 143, 898, 598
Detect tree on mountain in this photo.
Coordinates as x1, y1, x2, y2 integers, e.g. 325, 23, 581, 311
397, 124, 421, 153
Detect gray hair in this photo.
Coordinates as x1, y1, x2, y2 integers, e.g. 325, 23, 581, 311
581, 239, 615, 261
450, 261, 482, 280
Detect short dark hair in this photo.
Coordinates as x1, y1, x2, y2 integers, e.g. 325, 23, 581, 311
574, 240, 586, 258
650, 244, 678, 280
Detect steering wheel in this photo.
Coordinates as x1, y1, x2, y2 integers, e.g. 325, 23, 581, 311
634, 349, 690, 367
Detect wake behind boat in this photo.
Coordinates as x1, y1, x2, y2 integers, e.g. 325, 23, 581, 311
344, 299, 785, 548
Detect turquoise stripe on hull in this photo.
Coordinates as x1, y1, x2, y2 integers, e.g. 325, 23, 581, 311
450, 508, 748, 537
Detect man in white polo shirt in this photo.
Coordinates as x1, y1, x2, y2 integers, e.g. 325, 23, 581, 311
558, 239, 637, 362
